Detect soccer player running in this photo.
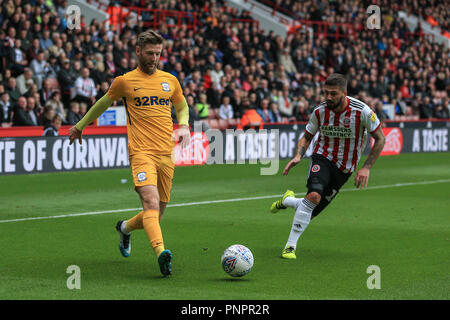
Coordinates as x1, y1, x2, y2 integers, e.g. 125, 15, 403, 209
68, 30, 190, 276
270, 73, 385, 259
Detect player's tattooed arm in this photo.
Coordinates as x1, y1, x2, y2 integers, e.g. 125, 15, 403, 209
297, 131, 314, 158
363, 127, 385, 169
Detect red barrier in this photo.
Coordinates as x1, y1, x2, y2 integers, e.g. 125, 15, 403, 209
109, 6, 198, 32
0, 125, 127, 138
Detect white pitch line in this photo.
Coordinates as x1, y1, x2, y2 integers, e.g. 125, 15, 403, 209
0, 179, 449, 224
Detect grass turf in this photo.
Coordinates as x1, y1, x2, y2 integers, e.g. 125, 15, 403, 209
0, 152, 449, 299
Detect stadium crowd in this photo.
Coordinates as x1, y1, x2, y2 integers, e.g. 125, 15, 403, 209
0, 0, 448, 131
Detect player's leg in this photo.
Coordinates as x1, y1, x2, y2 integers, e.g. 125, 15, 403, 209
159, 201, 167, 222
116, 154, 157, 258
311, 164, 351, 219
270, 189, 296, 213
116, 210, 144, 257
137, 183, 172, 276
282, 155, 331, 259
153, 154, 176, 276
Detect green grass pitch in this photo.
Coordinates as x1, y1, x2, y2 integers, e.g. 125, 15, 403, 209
0, 152, 449, 300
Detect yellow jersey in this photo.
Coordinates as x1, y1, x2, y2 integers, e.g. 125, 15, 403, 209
107, 67, 184, 155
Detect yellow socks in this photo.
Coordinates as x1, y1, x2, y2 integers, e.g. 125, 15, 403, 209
142, 209, 165, 256
125, 211, 144, 232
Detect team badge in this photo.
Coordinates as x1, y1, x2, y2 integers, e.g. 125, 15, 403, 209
161, 82, 170, 92
312, 164, 320, 173
137, 172, 147, 182
343, 117, 351, 128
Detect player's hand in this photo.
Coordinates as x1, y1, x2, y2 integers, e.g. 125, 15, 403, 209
354, 167, 370, 189
68, 126, 83, 145
176, 125, 191, 149
283, 154, 301, 176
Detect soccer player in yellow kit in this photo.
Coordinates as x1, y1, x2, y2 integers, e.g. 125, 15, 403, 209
68, 30, 190, 277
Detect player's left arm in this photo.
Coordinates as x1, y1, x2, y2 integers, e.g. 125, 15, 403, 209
172, 97, 190, 148
354, 126, 385, 189
171, 76, 190, 148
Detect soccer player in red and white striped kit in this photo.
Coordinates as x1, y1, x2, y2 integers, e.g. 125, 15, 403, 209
270, 73, 386, 259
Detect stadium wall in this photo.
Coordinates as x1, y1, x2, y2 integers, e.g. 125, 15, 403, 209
0, 122, 448, 175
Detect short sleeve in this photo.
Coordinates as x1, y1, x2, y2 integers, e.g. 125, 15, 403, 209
170, 77, 184, 104
305, 108, 320, 136
362, 105, 381, 134
106, 76, 125, 101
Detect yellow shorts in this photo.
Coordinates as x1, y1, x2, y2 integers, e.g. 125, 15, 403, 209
129, 153, 175, 203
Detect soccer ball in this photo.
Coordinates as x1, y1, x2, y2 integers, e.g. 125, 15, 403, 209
221, 244, 254, 277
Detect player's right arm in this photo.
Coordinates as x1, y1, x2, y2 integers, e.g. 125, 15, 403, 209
282, 131, 314, 175
283, 108, 319, 176
68, 94, 114, 145
69, 75, 125, 145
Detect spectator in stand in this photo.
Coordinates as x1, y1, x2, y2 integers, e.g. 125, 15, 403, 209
13, 96, 34, 126
39, 78, 54, 106
26, 96, 40, 126
105, 52, 116, 75
278, 47, 297, 78
270, 102, 283, 123
79, 102, 88, 119
16, 68, 35, 95
237, 105, 264, 130
57, 59, 77, 101
433, 102, 450, 119
195, 93, 210, 119
5, 77, 20, 105
295, 100, 310, 122
277, 85, 295, 119
257, 98, 274, 123
74, 67, 97, 107
256, 78, 271, 102
219, 95, 233, 120
45, 90, 66, 123
393, 91, 407, 115
12, 39, 28, 76
66, 101, 81, 125
39, 29, 53, 51
96, 81, 110, 101
40, 105, 55, 128
206, 81, 221, 109
26, 38, 41, 63
210, 62, 224, 85
30, 50, 50, 90
115, 57, 129, 77
0, 92, 13, 127
42, 114, 62, 137
375, 101, 390, 122
91, 60, 108, 86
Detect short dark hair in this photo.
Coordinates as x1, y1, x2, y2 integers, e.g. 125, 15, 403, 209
325, 73, 347, 92
137, 30, 164, 47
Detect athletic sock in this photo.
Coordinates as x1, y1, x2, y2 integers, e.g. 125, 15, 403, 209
142, 209, 165, 256
283, 196, 301, 209
285, 198, 316, 250
124, 210, 144, 233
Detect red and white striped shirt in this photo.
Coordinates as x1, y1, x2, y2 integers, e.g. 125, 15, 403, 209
305, 96, 381, 174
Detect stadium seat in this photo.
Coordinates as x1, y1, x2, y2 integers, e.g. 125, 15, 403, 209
207, 119, 219, 129
228, 118, 238, 127
218, 119, 229, 130
208, 109, 219, 119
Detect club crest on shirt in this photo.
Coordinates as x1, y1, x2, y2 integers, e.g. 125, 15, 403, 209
343, 117, 351, 128
161, 82, 170, 92
311, 164, 320, 173
137, 172, 147, 182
